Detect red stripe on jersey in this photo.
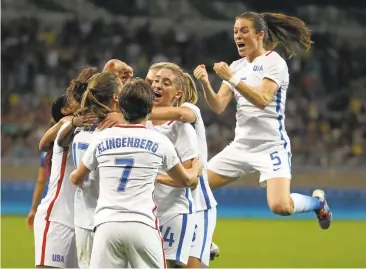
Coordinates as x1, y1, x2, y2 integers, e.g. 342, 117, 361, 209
45, 151, 67, 221
115, 124, 146, 129
40, 220, 51, 266
152, 191, 166, 268
265, 50, 273, 56
167, 120, 174, 126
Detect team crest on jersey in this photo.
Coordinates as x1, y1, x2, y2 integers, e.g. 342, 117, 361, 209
253, 65, 263, 72
52, 254, 64, 263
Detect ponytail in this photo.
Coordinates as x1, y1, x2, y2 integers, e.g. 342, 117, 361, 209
237, 12, 312, 58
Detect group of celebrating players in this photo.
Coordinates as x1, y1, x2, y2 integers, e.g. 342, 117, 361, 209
26, 11, 332, 269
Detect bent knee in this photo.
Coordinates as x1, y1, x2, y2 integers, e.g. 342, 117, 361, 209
268, 200, 293, 216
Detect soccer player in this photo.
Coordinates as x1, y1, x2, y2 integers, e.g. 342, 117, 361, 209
57, 71, 122, 268
194, 12, 332, 228
33, 67, 98, 268
148, 63, 217, 268
70, 78, 201, 268
148, 66, 202, 268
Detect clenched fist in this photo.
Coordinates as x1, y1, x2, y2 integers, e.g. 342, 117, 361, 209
104, 59, 133, 84
213, 62, 233, 81
193, 64, 209, 83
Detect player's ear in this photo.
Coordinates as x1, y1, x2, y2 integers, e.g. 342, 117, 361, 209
113, 94, 119, 103
61, 107, 71, 115
175, 90, 183, 101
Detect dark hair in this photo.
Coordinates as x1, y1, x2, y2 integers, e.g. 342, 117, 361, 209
119, 78, 155, 123
78, 72, 120, 120
66, 66, 99, 105
51, 95, 68, 122
236, 12, 312, 58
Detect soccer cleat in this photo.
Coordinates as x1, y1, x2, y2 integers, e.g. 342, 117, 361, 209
312, 189, 332, 229
210, 242, 220, 261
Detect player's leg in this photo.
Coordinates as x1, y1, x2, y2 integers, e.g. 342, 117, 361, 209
34, 214, 77, 268
188, 207, 217, 268
160, 213, 195, 267
125, 222, 166, 268
75, 227, 94, 269
207, 142, 251, 190
90, 222, 128, 268
252, 146, 332, 229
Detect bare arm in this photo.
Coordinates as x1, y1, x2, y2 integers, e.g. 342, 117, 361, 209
57, 113, 97, 147
70, 162, 90, 187
165, 158, 202, 188
150, 106, 196, 123
57, 121, 75, 148
213, 62, 279, 109
194, 65, 233, 114
39, 121, 65, 151
26, 166, 47, 230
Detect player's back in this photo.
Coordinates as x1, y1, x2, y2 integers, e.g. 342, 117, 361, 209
37, 124, 77, 228
72, 128, 99, 230
90, 124, 175, 229
147, 120, 198, 220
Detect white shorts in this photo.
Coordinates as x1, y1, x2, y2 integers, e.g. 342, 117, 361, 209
75, 227, 94, 269
190, 207, 217, 267
159, 213, 195, 265
90, 221, 166, 268
208, 141, 292, 184
34, 215, 78, 267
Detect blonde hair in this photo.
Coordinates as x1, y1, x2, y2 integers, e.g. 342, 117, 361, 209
78, 72, 120, 120
151, 62, 198, 106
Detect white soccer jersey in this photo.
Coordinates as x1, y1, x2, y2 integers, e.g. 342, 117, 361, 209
181, 102, 217, 211
147, 120, 198, 219
81, 124, 180, 230
223, 51, 291, 150
37, 123, 77, 228
72, 127, 100, 230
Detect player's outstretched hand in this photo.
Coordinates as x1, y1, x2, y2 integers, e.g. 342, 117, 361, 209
26, 210, 36, 230
213, 62, 233, 81
99, 112, 124, 130
193, 64, 209, 83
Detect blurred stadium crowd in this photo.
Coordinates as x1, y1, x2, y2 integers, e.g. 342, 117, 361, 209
2, 0, 366, 168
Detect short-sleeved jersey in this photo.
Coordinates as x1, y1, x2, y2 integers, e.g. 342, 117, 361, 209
147, 120, 198, 219
181, 103, 217, 211
82, 124, 180, 230
72, 127, 100, 230
223, 51, 291, 149
37, 123, 77, 228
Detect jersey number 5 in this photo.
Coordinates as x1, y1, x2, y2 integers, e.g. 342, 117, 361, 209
115, 158, 135, 192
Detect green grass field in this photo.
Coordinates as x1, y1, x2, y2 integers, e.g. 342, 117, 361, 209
1, 216, 365, 268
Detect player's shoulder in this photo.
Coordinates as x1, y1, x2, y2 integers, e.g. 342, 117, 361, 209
262, 51, 287, 67
229, 57, 247, 72
181, 102, 201, 117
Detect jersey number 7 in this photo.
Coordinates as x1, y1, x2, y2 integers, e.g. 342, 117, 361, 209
115, 158, 135, 192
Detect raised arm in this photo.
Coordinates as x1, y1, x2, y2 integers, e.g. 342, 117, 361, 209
57, 113, 97, 147
213, 61, 280, 109
39, 116, 72, 151
150, 106, 196, 123
194, 64, 233, 114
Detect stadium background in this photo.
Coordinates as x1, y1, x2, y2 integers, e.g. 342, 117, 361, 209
1, 0, 365, 267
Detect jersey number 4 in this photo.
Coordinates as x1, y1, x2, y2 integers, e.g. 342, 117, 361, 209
159, 226, 175, 247
115, 158, 135, 192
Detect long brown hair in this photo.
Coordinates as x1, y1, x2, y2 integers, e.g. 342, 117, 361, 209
78, 72, 120, 120
237, 12, 312, 58
65, 66, 99, 104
